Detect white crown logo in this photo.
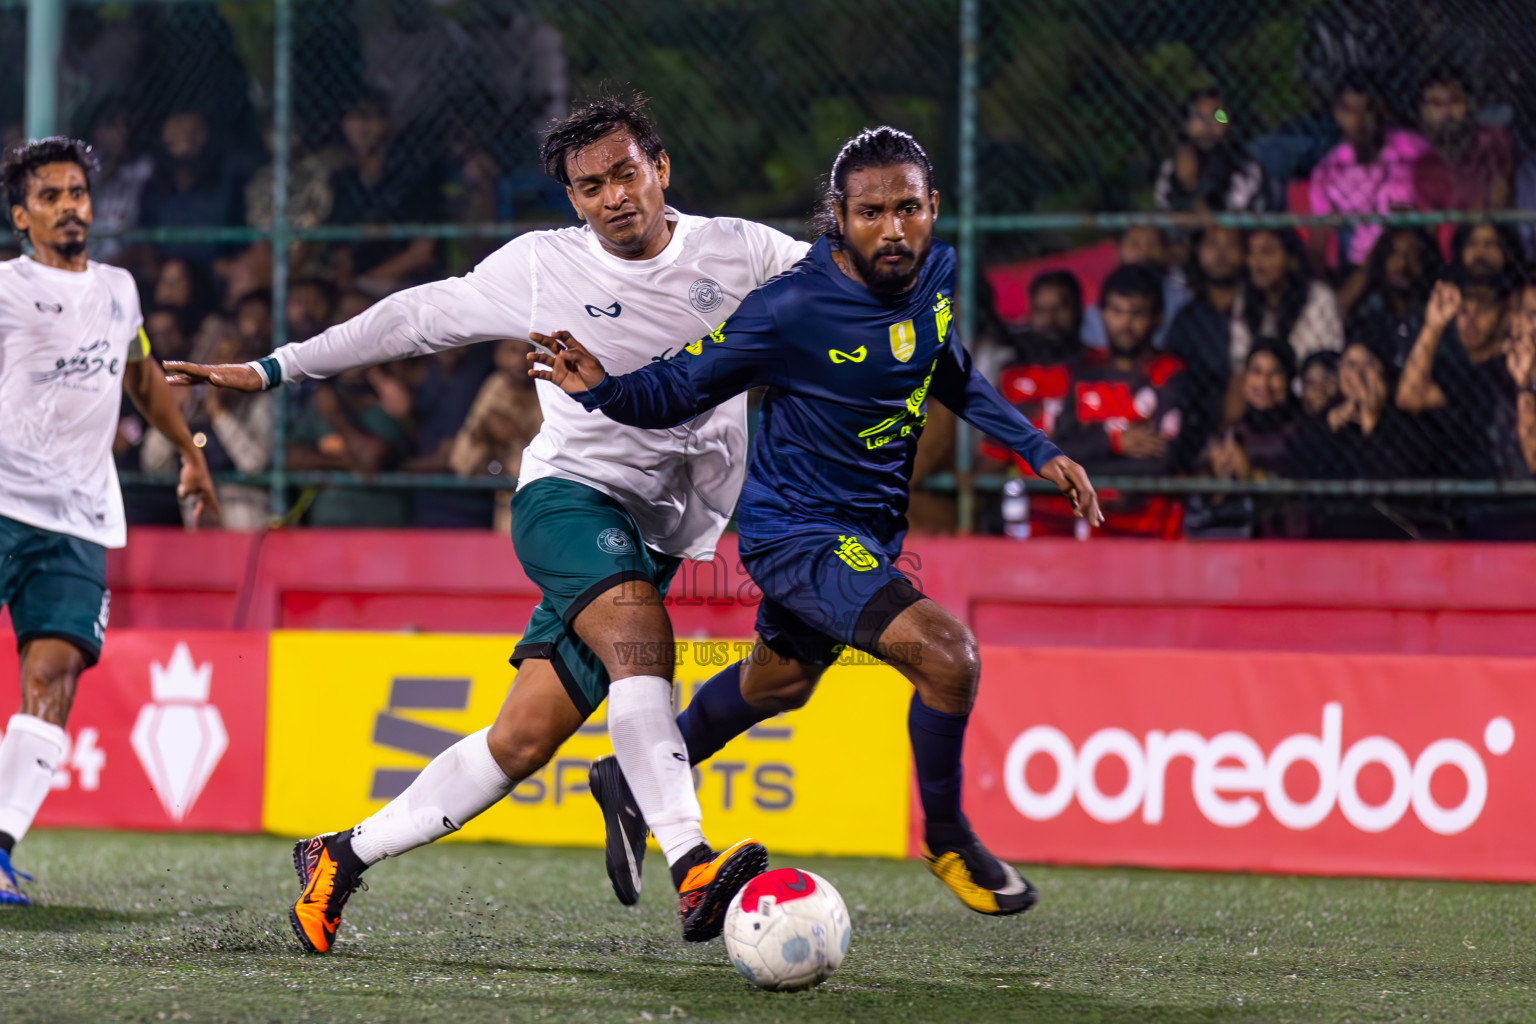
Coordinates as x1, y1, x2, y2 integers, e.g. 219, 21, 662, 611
131, 643, 227, 822
149, 642, 213, 702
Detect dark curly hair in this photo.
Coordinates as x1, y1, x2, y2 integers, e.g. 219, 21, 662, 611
2, 137, 98, 222
814, 126, 935, 243
540, 93, 665, 188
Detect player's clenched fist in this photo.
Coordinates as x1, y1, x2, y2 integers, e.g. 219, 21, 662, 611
527, 331, 608, 393
163, 360, 267, 391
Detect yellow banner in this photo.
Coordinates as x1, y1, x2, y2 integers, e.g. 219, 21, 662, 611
263, 632, 911, 858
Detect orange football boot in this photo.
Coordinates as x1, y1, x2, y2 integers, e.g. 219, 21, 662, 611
289, 832, 366, 953
675, 838, 768, 942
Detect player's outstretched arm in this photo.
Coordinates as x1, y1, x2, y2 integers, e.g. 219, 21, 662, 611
164, 360, 265, 391
172, 270, 524, 390
931, 336, 1103, 524
529, 324, 766, 429
528, 329, 702, 429
124, 357, 222, 526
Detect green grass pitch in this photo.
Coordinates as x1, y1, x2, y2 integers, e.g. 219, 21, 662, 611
1, 830, 1532, 1023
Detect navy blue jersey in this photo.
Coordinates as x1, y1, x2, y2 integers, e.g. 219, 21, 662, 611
578, 236, 1063, 545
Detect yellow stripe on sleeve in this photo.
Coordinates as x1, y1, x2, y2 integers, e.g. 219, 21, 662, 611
127, 325, 151, 363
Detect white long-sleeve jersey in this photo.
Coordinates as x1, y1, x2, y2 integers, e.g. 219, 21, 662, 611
268, 209, 809, 560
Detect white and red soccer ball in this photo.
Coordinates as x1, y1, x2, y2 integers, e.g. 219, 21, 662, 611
723, 868, 851, 991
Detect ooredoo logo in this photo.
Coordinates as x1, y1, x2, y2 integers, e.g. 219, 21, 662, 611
1005, 704, 1514, 836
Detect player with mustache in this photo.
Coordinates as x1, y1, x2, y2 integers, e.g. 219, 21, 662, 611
0, 137, 217, 904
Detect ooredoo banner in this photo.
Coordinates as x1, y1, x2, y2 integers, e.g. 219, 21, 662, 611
941, 646, 1536, 882
8, 625, 1535, 882
263, 632, 913, 858
0, 630, 268, 833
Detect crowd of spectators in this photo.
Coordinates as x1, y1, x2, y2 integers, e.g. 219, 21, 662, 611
43, 3, 1536, 540
105, 83, 558, 530
56, 1, 567, 531
976, 68, 1536, 540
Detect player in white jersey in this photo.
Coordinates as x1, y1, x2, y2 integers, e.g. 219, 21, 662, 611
167, 96, 808, 951
0, 138, 217, 905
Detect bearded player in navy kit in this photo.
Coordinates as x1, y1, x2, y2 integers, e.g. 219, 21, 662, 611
533, 127, 1103, 917
0, 138, 218, 905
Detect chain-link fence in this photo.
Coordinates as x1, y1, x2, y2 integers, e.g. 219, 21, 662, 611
17, 0, 1536, 538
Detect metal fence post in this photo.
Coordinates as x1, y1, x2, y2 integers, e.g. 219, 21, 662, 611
955, 0, 979, 534
268, 0, 292, 520
25, 0, 63, 139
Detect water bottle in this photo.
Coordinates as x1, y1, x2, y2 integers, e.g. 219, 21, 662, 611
1002, 477, 1031, 539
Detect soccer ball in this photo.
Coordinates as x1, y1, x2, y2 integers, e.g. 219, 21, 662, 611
723, 868, 851, 991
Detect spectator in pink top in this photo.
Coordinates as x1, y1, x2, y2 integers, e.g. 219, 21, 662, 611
1308, 74, 1432, 270
1412, 67, 1514, 212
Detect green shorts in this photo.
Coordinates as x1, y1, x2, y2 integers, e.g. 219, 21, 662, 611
0, 514, 110, 665
508, 477, 681, 717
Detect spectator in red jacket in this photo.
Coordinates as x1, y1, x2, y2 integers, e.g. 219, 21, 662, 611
1052, 264, 1188, 537
977, 270, 1088, 445
975, 272, 1087, 531
973, 270, 1084, 385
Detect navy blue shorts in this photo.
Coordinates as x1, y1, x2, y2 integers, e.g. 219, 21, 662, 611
740, 526, 924, 667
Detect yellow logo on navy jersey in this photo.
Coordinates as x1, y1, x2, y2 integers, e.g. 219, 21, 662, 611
889, 320, 916, 363
857, 358, 939, 450
906, 359, 936, 415
685, 321, 729, 356
933, 292, 952, 344
858, 414, 905, 448
835, 535, 879, 571
829, 346, 867, 364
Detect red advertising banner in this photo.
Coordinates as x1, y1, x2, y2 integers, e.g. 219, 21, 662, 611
923, 646, 1536, 882
0, 630, 268, 833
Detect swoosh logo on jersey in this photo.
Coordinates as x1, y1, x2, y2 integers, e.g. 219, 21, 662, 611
829, 346, 867, 363
585, 301, 622, 318
34, 301, 62, 314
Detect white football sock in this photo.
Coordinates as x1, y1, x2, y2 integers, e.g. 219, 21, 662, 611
350, 727, 511, 866
607, 674, 706, 866
0, 714, 67, 844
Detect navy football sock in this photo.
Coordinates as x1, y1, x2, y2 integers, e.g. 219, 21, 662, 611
676, 661, 771, 764
908, 692, 972, 847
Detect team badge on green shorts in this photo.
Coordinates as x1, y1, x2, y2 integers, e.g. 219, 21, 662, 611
597, 528, 634, 555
